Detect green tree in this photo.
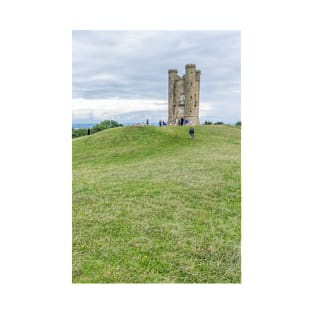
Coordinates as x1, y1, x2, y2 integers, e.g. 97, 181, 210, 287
91, 120, 123, 134
72, 120, 123, 139
72, 128, 88, 138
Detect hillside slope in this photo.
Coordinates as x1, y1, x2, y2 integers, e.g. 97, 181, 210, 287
72, 125, 241, 283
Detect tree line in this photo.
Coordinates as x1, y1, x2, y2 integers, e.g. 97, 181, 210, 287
72, 120, 123, 138
203, 121, 241, 126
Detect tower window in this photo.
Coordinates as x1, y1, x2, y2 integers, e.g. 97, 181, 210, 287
190, 96, 192, 99
191, 82, 192, 86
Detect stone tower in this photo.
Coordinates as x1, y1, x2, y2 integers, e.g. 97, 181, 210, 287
168, 64, 200, 125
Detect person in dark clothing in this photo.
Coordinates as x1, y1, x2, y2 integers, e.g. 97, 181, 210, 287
189, 127, 195, 140
159, 120, 162, 127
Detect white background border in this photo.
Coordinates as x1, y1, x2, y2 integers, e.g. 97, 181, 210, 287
1, 0, 313, 312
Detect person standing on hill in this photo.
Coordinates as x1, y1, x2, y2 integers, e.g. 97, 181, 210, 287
189, 126, 195, 140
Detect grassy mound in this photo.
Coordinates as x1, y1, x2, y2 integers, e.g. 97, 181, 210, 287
72, 125, 241, 283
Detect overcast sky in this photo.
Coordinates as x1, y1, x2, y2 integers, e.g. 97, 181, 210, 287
72, 30, 241, 125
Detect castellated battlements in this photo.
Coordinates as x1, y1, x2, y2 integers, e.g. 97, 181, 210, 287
168, 64, 201, 126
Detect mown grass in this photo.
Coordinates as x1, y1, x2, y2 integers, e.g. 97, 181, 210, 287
72, 125, 241, 283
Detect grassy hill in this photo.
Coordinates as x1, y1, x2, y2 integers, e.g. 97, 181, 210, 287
72, 125, 241, 283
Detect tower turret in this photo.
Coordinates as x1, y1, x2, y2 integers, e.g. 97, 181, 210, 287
196, 69, 201, 81
194, 70, 201, 122
168, 69, 177, 125
184, 64, 199, 124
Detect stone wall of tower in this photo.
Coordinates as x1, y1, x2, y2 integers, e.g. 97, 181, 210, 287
174, 78, 185, 120
184, 64, 197, 124
194, 70, 201, 123
168, 69, 177, 124
168, 64, 200, 125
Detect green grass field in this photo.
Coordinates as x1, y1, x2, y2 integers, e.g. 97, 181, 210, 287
72, 125, 241, 283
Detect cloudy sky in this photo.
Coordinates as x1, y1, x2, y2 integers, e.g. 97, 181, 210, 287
72, 30, 241, 125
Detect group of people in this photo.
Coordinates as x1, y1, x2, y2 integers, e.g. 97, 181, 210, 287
158, 120, 167, 127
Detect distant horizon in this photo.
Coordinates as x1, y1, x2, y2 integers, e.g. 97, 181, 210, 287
72, 118, 241, 129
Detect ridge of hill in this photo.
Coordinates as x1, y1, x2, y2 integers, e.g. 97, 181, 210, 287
72, 125, 241, 283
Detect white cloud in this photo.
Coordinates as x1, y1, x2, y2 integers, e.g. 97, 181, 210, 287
72, 98, 214, 124
72, 98, 167, 122
78, 73, 120, 83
